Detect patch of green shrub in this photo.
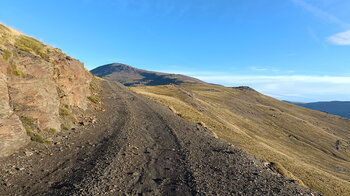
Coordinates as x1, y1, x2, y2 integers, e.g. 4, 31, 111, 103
15, 35, 43, 53
12, 51, 18, 57
1, 49, 11, 61
53, 66, 59, 76
1, 52, 9, 61
62, 125, 70, 131
25, 126, 49, 144
31, 134, 45, 143
59, 107, 70, 116
89, 77, 101, 97
25, 126, 34, 137
12, 68, 24, 77
44, 128, 57, 135
88, 96, 99, 104
20, 116, 52, 144
17, 45, 32, 53
21, 116, 36, 126
8, 61, 24, 77
89, 79, 99, 92
15, 35, 49, 60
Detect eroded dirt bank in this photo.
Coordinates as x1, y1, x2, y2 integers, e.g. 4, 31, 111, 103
0, 81, 319, 195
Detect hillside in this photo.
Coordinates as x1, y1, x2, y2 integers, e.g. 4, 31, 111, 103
290, 101, 350, 119
91, 63, 203, 86
0, 23, 319, 195
94, 64, 350, 195
0, 23, 97, 158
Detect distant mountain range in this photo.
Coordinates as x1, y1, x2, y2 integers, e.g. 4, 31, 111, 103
287, 101, 350, 119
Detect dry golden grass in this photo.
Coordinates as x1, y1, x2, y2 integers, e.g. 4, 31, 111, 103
131, 84, 350, 196
0, 22, 62, 61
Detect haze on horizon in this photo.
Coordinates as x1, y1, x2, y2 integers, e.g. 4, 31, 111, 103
1, 0, 350, 102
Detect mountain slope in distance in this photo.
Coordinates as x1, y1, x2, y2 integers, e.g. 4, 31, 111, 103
289, 101, 350, 119
91, 63, 203, 86
93, 63, 350, 196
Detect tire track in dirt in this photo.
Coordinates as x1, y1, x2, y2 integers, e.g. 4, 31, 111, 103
98, 81, 196, 195
47, 82, 131, 195
133, 95, 198, 195
47, 81, 197, 195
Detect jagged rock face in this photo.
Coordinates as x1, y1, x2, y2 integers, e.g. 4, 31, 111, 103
7, 57, 61, 130
54, 58, 92, 110
0, 67, 29, 158
0, 23, 93, 158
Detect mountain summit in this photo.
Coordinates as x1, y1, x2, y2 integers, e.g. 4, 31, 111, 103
91, 63, 203, 86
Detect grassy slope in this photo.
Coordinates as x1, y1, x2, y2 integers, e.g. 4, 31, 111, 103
131, 84, 350, 196
0, 23, 62, 62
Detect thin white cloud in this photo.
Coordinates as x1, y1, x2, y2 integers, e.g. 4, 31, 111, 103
292, 0, 350, 46
249, 66, 294, 74
308, 27, 327, 48
190, 74, 350, 102
154, 67, 350, 101
197, 75, 350, 84
327, 30, 350, 45
250, 67, 268, 72
291, 0, 350, 28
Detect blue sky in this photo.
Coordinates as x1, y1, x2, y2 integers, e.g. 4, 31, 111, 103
1, 0, 350, 102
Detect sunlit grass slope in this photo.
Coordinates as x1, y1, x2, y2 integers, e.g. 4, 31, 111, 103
131, 84, 350, 196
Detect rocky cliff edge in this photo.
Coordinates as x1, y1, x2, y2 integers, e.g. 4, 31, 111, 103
0, 23, 94, 158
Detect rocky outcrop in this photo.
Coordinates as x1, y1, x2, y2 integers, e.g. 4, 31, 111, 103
54, 59, 92, 110
0, 23, 93, 158
0, 69, 29, 158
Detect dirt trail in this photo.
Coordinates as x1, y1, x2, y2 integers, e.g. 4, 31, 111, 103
0, 81, 319, 195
